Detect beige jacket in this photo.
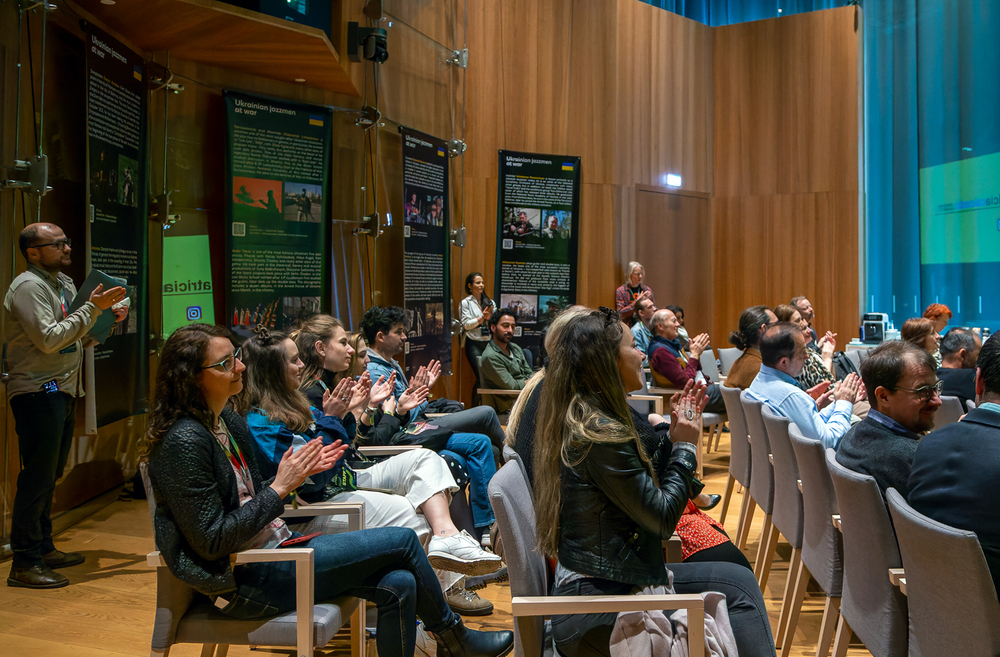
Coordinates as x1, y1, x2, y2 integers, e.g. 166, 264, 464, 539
3, 264, 100, 399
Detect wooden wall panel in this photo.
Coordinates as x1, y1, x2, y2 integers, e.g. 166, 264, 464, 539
712, 6, 860, 345
616, 1, 714, 193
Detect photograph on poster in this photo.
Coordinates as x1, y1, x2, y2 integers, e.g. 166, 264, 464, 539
233, 176, 282, 213
283, 182, 322, 222
500, 293, 539, 324
424, 302, 445, 334
539, 294, 571, 323
502, 207, 540, 237
117, 155, 139, 207
404, 188, 446, 226
283, 296, 321, 323
542, 210, 571, 239
405, 306, 424, 338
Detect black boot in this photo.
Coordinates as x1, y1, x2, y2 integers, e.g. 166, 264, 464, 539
434, 618, 514, 657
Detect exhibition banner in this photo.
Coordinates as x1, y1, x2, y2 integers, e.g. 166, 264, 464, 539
223, 91, 331, 338
85, 22, 149, 425
494, 150, 581, 356
162, 234, 216, 337
401, 127, 452, 375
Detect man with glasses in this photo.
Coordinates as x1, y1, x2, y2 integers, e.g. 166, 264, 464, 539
908, 332, 1000, 597
4, 223, 127, 589
836, 340, 941, 496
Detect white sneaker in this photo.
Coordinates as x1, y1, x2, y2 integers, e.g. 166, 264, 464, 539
415, 622, 437, 657
427, 530, 503, 576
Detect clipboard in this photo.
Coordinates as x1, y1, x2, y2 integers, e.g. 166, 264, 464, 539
68, 268, 128, 344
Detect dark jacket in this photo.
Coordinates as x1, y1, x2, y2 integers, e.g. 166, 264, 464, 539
937, 367, 976, 409
557, 419, 698, 586
908, 407, 1000, 598
836, 415, 920, 497
146, 409, 283, 596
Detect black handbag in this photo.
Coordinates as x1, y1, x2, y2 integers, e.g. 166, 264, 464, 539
388, 419, 454, 452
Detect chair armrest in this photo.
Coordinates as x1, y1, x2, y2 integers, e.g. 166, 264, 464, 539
477, 388, 520, 395
358, 445, 423, 457
662, 535, 683, 563
425, 413, 449, 418
647, 386, 680, 396
627, 394, 664, 415
768, 454, 774, 465
831, 514, 841, 531
283, 501, 366, 532
797, 479, 802, 493
146, 547, 313, 567
888, 568, 905, 586
512, 594, 705, 657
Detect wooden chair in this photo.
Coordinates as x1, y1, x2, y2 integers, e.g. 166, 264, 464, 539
489, 462, 705, 657
140, 464, 367, 657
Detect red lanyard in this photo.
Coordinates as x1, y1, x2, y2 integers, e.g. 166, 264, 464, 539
215, 417, 255, 496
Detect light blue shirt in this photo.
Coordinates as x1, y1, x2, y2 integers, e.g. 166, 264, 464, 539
366, 350, 429, 419
747, 364, 853, 450
979, 402, 1000, 415
631, 321, 653, 356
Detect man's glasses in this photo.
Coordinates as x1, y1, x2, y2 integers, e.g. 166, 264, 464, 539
895, 380, 944, 401
200, 346, 242, 372
31, 238, 71, 251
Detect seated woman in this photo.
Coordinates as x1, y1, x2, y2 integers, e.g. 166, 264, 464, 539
236, 325, 500, 578
775, 303, 837, 390
533, 308, 774, 657
509, 308, 749, 565
724, 305, 777, 390
293, 315, 498, 543
902, 317, 941, 358
143, 323, 512, 657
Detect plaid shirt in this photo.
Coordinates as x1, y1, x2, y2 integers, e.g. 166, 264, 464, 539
614, 283, 654, 322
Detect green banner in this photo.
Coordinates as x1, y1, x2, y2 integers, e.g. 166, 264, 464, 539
223, 91, 332, 338
162, 234, 216, 336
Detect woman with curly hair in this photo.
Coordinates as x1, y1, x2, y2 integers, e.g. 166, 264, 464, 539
143, 323, 512, 657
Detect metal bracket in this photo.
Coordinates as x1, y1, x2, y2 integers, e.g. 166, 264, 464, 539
447, 139, 467, 157
353, 212, 382, 236
446, 48, 468, 69
355, 105, 382, 130
150, 191, 180, 229
19, 1, 56, 12
450, 226, 466, 248
2, 155, 50, 196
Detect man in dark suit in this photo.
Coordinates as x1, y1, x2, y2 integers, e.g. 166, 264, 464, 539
836, 340, 941, 496
908, 332, 1000, 599
937, 327, 980, 408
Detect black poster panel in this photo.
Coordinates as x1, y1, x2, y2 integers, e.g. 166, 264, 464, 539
85, 22, 149, 425
223, 91, 332, 339
494, 150, 581, 358
401, 127, 452, 375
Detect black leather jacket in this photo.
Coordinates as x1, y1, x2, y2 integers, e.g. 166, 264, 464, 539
557, 421, 698, 586
147, 408, 284, 596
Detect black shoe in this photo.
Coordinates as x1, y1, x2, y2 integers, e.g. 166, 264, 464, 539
43, 549, 85, 569
434, 618, 514, 657
8, 564, 69, 589
695, 494, 722, 511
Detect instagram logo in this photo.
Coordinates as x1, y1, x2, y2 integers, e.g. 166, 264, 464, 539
186, 306, 202, 321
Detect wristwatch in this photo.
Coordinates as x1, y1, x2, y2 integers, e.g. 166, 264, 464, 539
364, 406, 379, 417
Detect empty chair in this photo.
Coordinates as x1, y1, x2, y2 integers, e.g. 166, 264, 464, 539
703, 346, 722, 383
886, 488, 1000, 657
786, 424, 844, 657
934, 395, 965, 428
719, 385, 754, 532
760, 407, 803, 653
488, 462, 706, 657
845, 349, 864, 372
719, 347, 741, 376
967, 398, 976, 412
825, 450, 907, 657
741, 391, 776, 589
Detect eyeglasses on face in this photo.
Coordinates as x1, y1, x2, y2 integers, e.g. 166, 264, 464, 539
200, 346, 242, 372
31, 238, 72, 251
894, 380, 944, 401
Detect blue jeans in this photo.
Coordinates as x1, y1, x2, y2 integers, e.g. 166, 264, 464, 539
551, 561, 774, 657
223, 527, 459, 657
440, 432, 497, 529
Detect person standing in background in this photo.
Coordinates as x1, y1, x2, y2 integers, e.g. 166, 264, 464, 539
4, 223, 127, 589
459, 272, 496, 403
614, 261, 654, 325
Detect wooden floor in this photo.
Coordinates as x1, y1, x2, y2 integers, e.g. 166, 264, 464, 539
0, 429, 874, 656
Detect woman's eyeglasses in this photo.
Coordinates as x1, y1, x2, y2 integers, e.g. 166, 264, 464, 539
201, 346, 242, 372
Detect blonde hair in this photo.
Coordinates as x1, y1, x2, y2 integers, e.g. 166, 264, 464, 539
332, 332, 369, 385
290, 314, 344, 388
624, 261, 644, 285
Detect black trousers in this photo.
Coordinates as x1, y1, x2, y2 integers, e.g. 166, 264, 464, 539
10, 391, 77, 569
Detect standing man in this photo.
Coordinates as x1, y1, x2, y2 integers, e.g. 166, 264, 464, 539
479, 308, 533, 414
791, 296, 818, 347
4, 223, 127, 588
630, 296, 657, 356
